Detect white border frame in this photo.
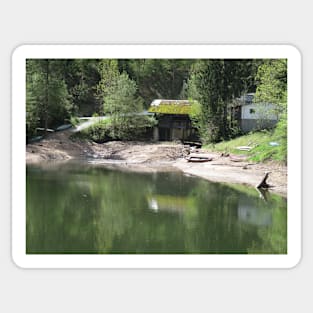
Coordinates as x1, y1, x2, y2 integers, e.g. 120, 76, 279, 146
12, 44, 301, 268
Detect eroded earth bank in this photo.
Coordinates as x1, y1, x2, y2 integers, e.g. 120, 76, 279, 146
26, 130, 287, 196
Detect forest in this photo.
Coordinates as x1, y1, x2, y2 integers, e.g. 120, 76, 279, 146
26, 58, 287, 150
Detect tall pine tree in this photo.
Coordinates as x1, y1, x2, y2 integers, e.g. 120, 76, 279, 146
26, 59, 72, 136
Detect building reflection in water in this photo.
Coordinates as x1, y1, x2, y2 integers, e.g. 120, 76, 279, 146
237, 196, 272, 226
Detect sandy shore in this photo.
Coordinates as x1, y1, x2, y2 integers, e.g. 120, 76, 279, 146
26, 131, 287, 196
173, 156, 287, 197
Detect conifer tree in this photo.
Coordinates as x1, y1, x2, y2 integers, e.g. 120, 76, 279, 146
26, 59, 72, 136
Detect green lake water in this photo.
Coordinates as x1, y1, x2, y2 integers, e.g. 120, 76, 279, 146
26, 162, 287, 254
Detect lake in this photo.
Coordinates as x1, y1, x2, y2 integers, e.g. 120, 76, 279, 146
26, 162, 287, 254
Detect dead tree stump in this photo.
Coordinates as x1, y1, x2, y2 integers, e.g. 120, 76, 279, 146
256, 172, 271, 189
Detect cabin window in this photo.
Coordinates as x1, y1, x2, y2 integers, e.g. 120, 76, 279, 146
250, 108, 256, 114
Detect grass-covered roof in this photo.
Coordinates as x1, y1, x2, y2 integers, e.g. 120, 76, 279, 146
148, 100, 192, 115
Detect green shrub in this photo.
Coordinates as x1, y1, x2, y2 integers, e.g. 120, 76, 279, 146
109, 115, 157, 140
75, 115, 157, 143
80, 120, 110, 143
70, 116, 80, 127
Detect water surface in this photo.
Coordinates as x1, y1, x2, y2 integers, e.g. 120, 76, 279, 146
26, 162, 287, 254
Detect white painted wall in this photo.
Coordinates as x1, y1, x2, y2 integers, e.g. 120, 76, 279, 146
241, 103, 278, 120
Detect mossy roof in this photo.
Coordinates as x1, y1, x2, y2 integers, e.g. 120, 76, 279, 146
148, 100, 192, 115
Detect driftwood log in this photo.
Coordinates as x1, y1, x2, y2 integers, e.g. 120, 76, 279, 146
256, 172, 271, 189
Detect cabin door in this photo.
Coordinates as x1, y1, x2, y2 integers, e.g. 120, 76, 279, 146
159, 128, 171, 141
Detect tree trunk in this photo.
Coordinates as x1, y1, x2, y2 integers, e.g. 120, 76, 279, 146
44, 60, 49, 134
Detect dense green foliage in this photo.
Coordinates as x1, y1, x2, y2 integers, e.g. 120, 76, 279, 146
187, 59, 261, 143
254, 59, 287, 163
254, 59, 287, 106
119, 59, 194, 105
73, 119, 112, 143
103, 72, 145, 139
96, 59, 120, 113
64, 59, 102, 115
73, 116, 157, 143
26, 60, 73, 137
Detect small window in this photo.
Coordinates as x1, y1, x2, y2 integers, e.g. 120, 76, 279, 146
250, 108, 255, 114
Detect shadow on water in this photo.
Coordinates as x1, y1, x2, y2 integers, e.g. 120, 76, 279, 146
26, 162, 287, 254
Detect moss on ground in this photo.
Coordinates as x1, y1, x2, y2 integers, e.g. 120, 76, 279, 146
203, 130, 286, 163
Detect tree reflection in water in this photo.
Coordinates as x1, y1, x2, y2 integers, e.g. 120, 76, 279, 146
26, 163, 287, 254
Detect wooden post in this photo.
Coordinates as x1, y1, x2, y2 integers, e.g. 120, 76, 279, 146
153, 127, 159, 141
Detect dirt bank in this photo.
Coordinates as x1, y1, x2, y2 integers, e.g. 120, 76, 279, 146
26, 130, 185, 164
26, 131, 287, 196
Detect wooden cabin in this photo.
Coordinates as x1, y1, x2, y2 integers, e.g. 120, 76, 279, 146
148, 99, 198, 142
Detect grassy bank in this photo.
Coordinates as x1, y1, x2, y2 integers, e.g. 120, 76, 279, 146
203, 130, 287, 163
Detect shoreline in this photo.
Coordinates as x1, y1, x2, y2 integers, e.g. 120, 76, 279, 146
173, 158, 287, 197
26, 132, 287, 197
